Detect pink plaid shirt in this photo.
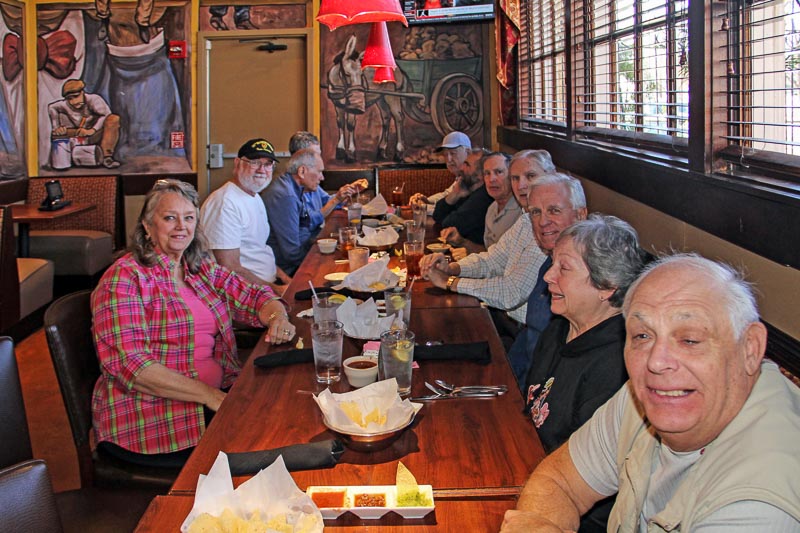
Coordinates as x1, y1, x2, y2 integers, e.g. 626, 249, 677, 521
91, 251, 279, 454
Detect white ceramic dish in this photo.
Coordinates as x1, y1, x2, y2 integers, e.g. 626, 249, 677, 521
306, 485, 434, 520
426, 243, 450, 253
324, 272, 348, 282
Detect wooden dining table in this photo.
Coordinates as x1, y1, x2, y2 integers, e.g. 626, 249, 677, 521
152, 209, 545, 530
10, 202, 95, 257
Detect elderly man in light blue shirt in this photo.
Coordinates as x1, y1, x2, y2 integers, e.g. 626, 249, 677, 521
262, 148, 365, 275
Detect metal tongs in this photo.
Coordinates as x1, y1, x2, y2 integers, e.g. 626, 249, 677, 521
409, 382, 507, 401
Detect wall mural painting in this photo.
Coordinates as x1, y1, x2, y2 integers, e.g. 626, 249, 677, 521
36, 2, 192, 176
199, 4, 305, 31
0, 1, 26, 179
321, 23, 487, 169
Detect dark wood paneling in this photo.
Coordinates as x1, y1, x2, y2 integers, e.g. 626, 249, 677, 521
121, 174, 198, 196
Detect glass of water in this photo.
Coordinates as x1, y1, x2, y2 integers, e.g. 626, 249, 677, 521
312, 292, 343, 323
379, 329, 415, 396
311, 320, 344, 384
384, 287, 411, 329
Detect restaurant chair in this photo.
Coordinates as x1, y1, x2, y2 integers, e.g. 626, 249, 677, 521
44, 290, 179, 489
0, 460, 63, 533
0, 336, 34, 469
0, 205, 55, 336
26, 176, 118, 283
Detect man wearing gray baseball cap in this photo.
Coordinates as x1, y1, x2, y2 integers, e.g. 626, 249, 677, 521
410, 130, 472, 205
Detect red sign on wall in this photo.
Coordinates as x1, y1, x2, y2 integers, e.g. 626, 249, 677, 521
171, 131, 185, 149
168, 40, 187, 59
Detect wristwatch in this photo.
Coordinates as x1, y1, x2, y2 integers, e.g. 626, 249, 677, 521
446, 276, 458, 291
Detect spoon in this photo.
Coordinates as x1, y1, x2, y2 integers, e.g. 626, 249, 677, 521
434, 379, 508, 395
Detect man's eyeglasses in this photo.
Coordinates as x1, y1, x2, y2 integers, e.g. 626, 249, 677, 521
241, 158, 275, 170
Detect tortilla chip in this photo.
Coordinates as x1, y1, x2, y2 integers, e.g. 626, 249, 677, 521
188, 513, 223, 533
340, 401, 363, 426
364, 407, 387, 426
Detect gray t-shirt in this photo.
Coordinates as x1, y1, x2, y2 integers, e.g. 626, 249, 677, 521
569, 384, 798, 531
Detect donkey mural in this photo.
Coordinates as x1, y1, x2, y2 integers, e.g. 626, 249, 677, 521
326, 34, 406, 163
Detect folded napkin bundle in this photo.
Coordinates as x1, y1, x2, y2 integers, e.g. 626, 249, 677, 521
253, 349, 313, 369
226, 439, 344, 476
414, 341, 491, 365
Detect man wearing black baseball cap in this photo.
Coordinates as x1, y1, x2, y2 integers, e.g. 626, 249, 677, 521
48, 78, 121, 169
201, 138, 291, 291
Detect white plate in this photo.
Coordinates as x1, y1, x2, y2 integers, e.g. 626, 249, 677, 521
426, 243, 450, 253
307, 485, 434, 520
324, 272, 348, 282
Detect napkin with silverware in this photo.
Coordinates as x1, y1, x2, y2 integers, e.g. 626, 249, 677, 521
227, 439, 344, 475
413, 341, 491, 365
253, 349, 313, 369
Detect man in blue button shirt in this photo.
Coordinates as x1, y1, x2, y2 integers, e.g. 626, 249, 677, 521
262, 148, 365, 275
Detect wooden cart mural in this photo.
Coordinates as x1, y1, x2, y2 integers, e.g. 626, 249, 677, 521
321, 24, 488, 168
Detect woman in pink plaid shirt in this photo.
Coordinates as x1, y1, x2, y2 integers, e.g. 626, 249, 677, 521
91, 179, 295, 467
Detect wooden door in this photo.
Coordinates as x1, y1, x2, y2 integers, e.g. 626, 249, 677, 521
199, 32, 310, 198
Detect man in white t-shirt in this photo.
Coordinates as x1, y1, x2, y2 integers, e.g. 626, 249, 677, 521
501, 254, 800, 532
200, 138, 290, 292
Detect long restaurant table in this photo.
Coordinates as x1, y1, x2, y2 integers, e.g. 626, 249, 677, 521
158, 208, 545, 529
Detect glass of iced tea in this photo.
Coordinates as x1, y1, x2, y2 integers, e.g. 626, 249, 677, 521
391, 186, 404, 208
338, 226, 357, 251
403, 241, 424, 279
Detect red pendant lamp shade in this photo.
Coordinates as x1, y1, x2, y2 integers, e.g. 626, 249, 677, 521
372, 66, 396, 84
316, 0, 408, 31
362, 21, 396, 70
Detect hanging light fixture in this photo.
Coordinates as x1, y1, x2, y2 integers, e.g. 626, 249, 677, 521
372, 66, 396, 84
316, 0, 408, 31
362, 21, 397, 70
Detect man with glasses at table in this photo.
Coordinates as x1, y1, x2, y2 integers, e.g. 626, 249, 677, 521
263, 148, 366, 275
201, 138, 291, 293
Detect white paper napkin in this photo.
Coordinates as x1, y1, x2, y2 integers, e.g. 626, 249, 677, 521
180, 454, 323, 532
361, 193, 389, 216
336, 255, 399, 292
313, 379, 422, 435
358, 225, 399, 247
336, 298, 396, 339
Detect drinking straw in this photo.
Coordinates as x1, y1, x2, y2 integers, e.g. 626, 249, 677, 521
399, 182, 406, 192
407, 276, 416, 293
308, 281, 319, 302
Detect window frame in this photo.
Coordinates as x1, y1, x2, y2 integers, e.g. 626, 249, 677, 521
503, 0, 800, 271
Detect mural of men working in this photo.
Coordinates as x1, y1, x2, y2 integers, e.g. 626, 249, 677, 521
48, 78, 121, 170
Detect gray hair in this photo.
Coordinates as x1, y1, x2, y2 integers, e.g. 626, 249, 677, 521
622, 253, 760, 340
287, 148, 321, 175
131, 179, 209, 274
530, 172, 587, 210
288, 131, 319, 154
510, 149, 556, 174
558, 214, 647, 308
